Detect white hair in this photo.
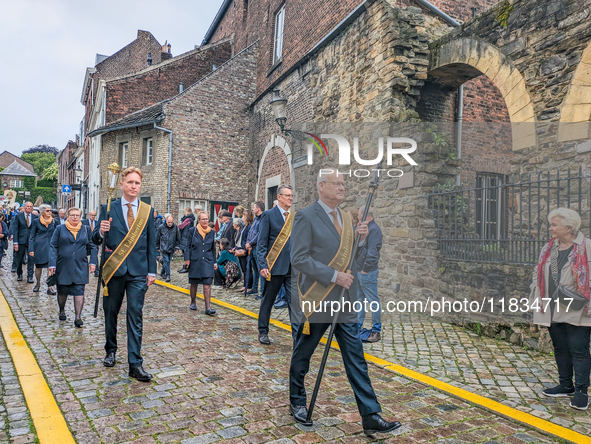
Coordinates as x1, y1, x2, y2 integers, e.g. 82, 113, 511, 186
164, 213, 172, 220
548, 208, 581, 233
39, 204, 52, 213
233, 217, 243, 227
194, 204, 203, 212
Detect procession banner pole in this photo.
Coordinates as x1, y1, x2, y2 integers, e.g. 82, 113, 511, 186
93, 163, 121, 318
306, 162, 383, 423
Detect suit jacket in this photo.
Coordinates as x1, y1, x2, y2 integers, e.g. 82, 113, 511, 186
0, 221, 8, 250
93, 198, 157, 277
257, 206, 291, 276
29, 218, 60, 264
221, 221, 236, 249
184, 228, 216, 278
291, 201, 359, 321
49, 224, 98, 285
82, 218, 98, 234
13, 212, 37, 246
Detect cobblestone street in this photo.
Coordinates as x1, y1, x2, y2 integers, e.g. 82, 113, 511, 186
0, 259, 567, 444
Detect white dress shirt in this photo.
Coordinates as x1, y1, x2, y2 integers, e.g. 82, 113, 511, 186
277, 204, 290, 222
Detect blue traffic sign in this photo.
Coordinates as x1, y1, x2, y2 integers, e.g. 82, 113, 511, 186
62, 184, 71, 194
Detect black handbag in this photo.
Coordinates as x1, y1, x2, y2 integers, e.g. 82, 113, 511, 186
550, 246, 588, 311
46, 273, 58, 287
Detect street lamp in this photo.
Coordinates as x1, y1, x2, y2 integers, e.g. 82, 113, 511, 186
75, 166, 83, 184
270, 88, 288, 132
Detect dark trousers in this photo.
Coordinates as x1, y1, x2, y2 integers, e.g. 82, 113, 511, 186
549, 323, 591, 393
290, 322, 381, 416
258, 270, 297, 340
214, 268, 225, 286
103, 272, 148, 368
238, 255, 247, 282
15, 245, 33, 278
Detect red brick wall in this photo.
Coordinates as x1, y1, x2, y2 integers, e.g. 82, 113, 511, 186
257, 146, 291, 202
105, 40, 233, 124
162, 43, 259, 216
209, 0, 364, 96
84, 31, 164, 134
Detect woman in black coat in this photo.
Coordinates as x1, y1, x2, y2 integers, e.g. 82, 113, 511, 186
29, 204, 60, 294
0, 213, 8, 267
49, 207, 98, 327
177, 208, 195, 273
184, 211, 216, 315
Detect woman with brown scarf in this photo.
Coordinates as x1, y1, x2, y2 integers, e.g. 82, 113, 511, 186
184, 211, 217, 315
29, 204, 60, 293
48, 207, 98, 327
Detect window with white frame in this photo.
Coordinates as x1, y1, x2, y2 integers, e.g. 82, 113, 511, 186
10, 180, 23, 188
119, 142, 129, 168
273, 5, 285, 65
143, 137, 153, 165
178, 199, 209, 222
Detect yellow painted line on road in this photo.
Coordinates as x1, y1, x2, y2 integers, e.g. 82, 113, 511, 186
0, 289, 76, 444
156, 280, 588, 443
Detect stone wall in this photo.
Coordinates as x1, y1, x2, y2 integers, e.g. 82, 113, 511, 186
161, 43, 259, 218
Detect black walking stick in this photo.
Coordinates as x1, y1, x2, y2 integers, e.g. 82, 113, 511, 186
93, 163, 121, 318
306, 162, 384, 423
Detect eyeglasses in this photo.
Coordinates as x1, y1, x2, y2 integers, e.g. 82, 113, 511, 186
326, 181, 345, 188
279, 194, 293, 198
68, 214, 81, 218
199, 218, 210, 221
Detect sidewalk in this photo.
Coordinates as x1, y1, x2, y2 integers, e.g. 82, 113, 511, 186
0, 262, 557, 444
166, 256, 591, 436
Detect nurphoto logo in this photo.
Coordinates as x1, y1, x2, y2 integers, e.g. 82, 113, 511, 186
304, 134, 418, 178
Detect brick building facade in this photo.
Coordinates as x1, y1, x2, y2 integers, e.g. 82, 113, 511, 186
90, 43, 258, 222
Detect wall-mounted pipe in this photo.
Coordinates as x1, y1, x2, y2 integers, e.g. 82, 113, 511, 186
154, 124, 173, 213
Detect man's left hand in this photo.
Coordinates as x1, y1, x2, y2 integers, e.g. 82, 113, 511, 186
361, 271, 368, 274
147, 276, 156, 286
89, 265, 96, 273
357, 221, 369, 239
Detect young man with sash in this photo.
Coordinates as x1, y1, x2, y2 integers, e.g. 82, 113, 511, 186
93, 167, 157, 382
289, 170, 401, 435
256, 184, 297, 345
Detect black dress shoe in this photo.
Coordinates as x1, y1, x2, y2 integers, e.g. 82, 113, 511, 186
32, 285, 40, 292
362, 413, 402, 436
11, 268, 16, 273
290, 403, 313, 426
47, 288, 56, 295
258, 333, 270, 345
103, 352, 116, 367
17, 275, 22, 281
129, 365, 153, 382
27, 277, 34, 284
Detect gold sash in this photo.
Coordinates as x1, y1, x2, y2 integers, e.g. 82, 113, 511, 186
102, 201, 151, 295
298, 210, 354, 334
264, 210, 294, 280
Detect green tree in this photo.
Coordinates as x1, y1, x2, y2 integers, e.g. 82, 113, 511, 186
21, 152, 56, 177
42, 162, 58, 181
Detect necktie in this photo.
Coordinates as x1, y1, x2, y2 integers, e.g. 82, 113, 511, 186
26, 214, 30, 227
91, 221, 94, 231
330, 211, 342, 236
126, 203, 135, 229
283, 211, 289, 223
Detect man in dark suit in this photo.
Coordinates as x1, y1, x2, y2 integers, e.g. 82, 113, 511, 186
256, 184, 296, 345
82, 210, 99, 277
13, 201, 37, 283
94, 167, 157, 382
289, 170, 401, 435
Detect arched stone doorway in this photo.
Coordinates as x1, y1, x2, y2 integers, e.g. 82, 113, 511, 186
255, 135, 295, 209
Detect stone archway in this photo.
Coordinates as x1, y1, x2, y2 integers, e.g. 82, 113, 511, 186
429, 37, 535, 150
558, 42, 591, 141
254, 135, 295, 205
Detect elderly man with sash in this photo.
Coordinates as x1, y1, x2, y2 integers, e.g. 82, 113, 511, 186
93, 167, 157, 382
288, 170, 401, 435
257, 184, 297, 345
